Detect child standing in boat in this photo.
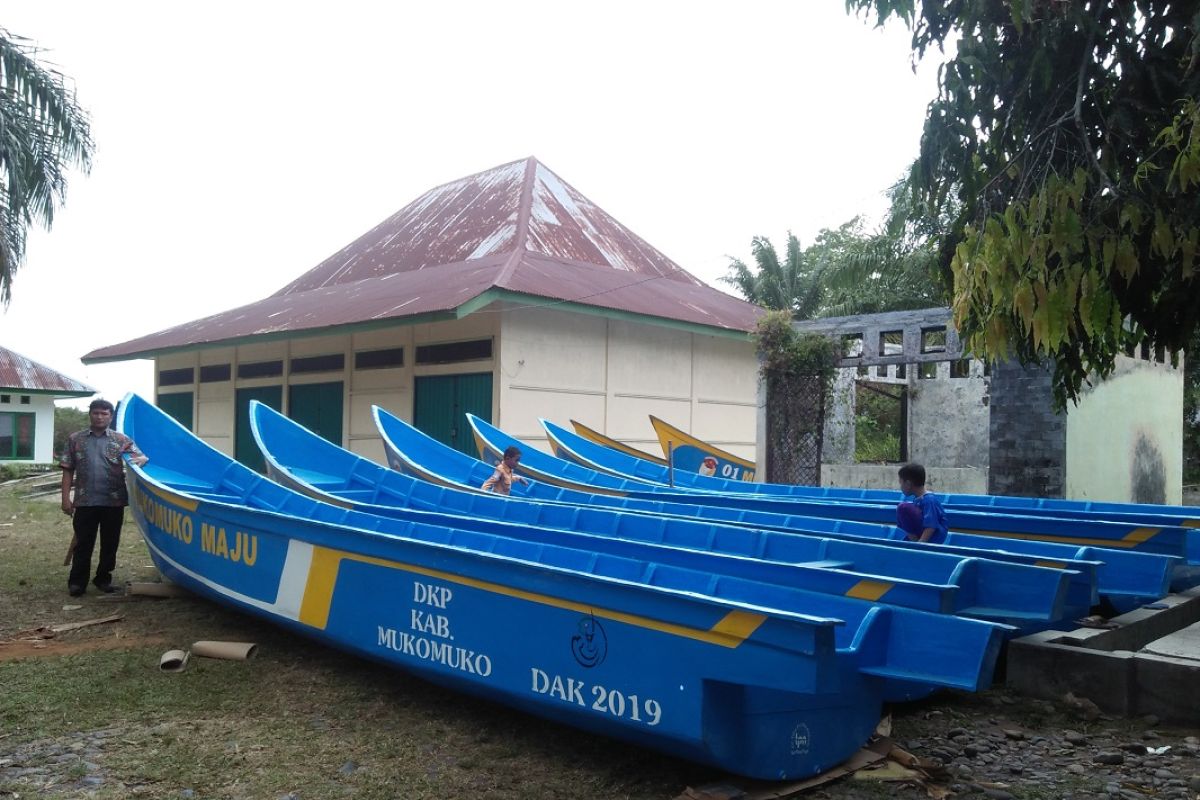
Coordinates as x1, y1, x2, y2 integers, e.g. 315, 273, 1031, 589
482, 446, 530, 495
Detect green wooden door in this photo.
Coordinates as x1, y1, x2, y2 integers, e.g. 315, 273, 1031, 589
413, 373, 492, 455
157, 392, 194, 431
289, 382, 344, 445
236, 385, 282, 473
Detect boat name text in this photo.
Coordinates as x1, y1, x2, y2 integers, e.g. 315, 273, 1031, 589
134, 489, 193, 544
199, 524, 258, 565
133, 486, 259, 566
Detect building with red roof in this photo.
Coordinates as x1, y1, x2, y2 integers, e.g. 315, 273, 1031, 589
86, 157, 765, 467
0, 346, 95, 463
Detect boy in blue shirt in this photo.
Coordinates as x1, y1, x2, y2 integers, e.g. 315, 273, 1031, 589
897, 462, 948, 544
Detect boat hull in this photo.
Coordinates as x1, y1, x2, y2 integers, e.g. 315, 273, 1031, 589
650, 415, 757, 482
126, 472, 886, 780
374, 405, 1170, 604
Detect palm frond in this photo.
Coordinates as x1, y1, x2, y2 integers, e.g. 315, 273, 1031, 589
0, 28, 94, 302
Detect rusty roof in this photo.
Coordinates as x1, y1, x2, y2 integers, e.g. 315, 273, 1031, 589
86, 157, 763, 362
0, 345, 95, 395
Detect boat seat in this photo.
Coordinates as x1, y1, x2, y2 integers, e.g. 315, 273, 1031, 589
796, 559, 854, 570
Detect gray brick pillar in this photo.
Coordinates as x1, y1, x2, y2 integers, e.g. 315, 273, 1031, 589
987, 360, 1066, 498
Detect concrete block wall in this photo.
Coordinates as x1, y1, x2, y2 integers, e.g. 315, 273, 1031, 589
988, 360, 1066, 498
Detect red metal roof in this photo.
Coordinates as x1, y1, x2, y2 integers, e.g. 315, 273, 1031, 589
86, 157, 763, 362
0, 345, 95, 395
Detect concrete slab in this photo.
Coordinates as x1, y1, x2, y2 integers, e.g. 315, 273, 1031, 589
1006, 588, 1200, 725
1141, 620, 1200, 660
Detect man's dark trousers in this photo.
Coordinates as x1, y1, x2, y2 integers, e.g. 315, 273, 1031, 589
69, 506, 125, 589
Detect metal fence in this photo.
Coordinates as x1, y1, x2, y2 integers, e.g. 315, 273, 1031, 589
764, 369, 826, 486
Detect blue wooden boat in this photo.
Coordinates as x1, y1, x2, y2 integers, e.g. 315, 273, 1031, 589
469, 414, 1196, 567
554, 420, 1200, 536
249, 401, 1076, 626
374, 406, 1173, 604
569, 419, 667, 466
117, 394, 1006, 780
650, 415, 757, 482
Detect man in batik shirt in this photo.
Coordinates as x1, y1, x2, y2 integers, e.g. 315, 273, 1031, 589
60, 399, 148, 596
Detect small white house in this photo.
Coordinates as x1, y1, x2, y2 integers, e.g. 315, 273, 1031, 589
0, 346, 95, 464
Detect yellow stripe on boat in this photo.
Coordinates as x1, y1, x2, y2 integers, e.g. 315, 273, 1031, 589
297, 545, 766, 647
570, 419, 668, 465
955, 526, 1162, 549
845, 580, 893, 601
140, 481, 200, 513
649, 415, 756, 471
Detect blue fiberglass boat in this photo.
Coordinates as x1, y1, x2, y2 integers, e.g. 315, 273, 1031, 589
569, 419, 667, 466
249, 401, 1075, 627
649, 415, 758, 482
373, 406, 1173, 605
554, 419, 1200, 531
468, 415, 1196, 567
118, 394, 1006, 780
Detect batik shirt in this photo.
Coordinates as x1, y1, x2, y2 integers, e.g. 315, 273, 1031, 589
60, 429, 143, 507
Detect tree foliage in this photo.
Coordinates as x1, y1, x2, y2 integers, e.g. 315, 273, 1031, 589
0, 29, 93, 302
722, 185, 948, 321
722, 232, 826, 317
818, 176, 951, 316
753, 309, 839, 389
53, 404, 87, 458
847, 0, 1200, 407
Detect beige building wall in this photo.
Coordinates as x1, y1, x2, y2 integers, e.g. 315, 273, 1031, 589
150, 307, 754, 466
152, 314, 500, 465
498, 307, 757, 459
1066, 354, 1184, 504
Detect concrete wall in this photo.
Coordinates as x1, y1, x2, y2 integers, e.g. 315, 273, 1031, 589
820, 463, 988, 494
1066, 353, 1184, 504
907, 358, 990, 469
152, 308, 757, 465
499, 307, 758, 459
988, 360, 1066, 498
816, 359, 989, 471
0, 393, 58, 463
821, 368, 856, 464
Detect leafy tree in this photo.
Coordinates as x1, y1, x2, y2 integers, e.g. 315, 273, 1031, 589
723, 178, 948, 320
818, 175, 951, 316
53, 404, 87, 458
0, 29, 94, 302
722, 233, 826, 318
847, 1, 1200, 407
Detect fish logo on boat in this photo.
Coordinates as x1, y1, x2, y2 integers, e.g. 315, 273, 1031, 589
789, 723, 811, 755
571, 613, 607, 668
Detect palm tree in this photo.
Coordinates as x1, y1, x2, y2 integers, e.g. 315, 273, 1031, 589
724, 167, 952, 321
816, 171, 950, 317
721, 232, 826, 318
0, 29, 94, 302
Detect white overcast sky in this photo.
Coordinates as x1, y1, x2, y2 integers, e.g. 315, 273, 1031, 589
0, 2, 941, 407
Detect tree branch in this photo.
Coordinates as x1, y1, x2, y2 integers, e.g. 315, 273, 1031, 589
1073, 13, 1118, 197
